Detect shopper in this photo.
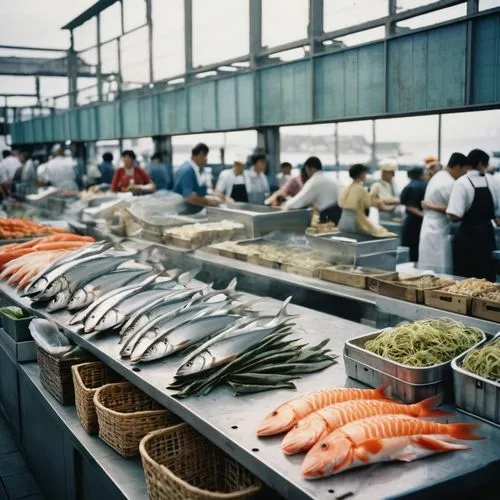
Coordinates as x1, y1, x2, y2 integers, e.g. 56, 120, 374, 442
13, 151, 37, 186
418, 152, 469, 274
370, 159, 400, 221
173, 143, 218, 206
98, 152, 115, 185
265, 167, 307, 206
276, 162, 292, 189
111, 150, 155, 194
283, 156, 341, 223
146, 152, 173, 191
400, 167, 428, 262
215, 160, 248, 203
44, 147, 78, 190
246, 154, 270, 204
0, 149, 21, 184
447, 149, 499, 281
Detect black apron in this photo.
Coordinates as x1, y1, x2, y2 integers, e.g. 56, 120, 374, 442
230, 183, 248, 203
454, 177, 496, 281
319, 203, 342, 224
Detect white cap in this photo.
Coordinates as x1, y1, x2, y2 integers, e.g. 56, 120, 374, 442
379, 158, 398, 172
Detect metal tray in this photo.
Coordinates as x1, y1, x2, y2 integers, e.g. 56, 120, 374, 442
207, 203, 311, 238
344, 328, 486, 385
452, 347, 500, 427
344, 354, 452, 404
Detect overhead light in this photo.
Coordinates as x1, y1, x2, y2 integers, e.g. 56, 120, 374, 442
323, 40, 334, 46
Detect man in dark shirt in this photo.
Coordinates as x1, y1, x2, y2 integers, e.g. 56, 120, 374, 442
146, 152, 173, 191
98, 152, 115, 185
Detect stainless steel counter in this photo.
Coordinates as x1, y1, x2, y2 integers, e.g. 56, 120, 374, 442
1, 282, 499, 500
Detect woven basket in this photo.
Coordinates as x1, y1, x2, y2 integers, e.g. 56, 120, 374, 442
37, 347, 92, 405
94, 382, 180, 458
72, 362, 123, 434
140, 423, 261, 500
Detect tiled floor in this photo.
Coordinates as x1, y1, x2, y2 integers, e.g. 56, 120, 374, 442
0, 412, 43, 500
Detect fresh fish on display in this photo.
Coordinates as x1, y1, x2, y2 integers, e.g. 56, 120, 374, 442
24, 242, 112, 296
131, 314, 244, 363
281, 396, 450, 455
301, 414, 482, 478
67, 268, 153, 311
256, 386, 390, 437
176, 297, 294, 377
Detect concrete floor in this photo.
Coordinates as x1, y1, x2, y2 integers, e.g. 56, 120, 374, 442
0, 412, 43, 500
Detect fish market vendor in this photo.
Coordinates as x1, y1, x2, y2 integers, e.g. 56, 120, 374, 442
111, 150, 156, 194
174, 143, 219, 206
215, 160, 249, 203
370, 158, 401, 221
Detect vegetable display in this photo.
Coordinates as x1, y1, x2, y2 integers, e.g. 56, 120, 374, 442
441, 278, 495, 297
0, 306, 30, 319
363, 319, 484, 367
462, 337, 500, 382
477, 288, 500, 303
0, 218, 69, 240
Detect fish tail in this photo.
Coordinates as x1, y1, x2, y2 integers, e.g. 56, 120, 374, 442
374, 383, 392, 400
414, 395, 452, 417
448, 423, 483, 441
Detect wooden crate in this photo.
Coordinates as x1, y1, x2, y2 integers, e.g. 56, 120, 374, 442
471, 297, 500, 322
376, 275, 454, 304
320, 266, 397, 290
257, 256, 282, 270
424, 289, 470, 315
285, 265, 320, 278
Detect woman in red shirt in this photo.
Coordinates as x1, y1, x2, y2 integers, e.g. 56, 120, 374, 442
111, 150, 156, 194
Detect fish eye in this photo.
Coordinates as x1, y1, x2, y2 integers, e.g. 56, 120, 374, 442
321, 443, 328, 450
294, 424, 299, 429
272, 411, 278, 416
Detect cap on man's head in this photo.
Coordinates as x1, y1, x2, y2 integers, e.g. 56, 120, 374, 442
379, 158, 398, 172
447, 152, 468, 167
424, 155, 438, 165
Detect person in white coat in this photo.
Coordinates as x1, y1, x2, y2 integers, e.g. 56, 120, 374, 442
417, 152, 469, 274
215, 160, 249, 203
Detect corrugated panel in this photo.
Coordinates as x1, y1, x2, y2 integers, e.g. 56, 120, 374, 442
53, 113, 68, 142
472, 13, 500, 104
217, 77, 237, 130
236, 73, 254, 127
10, 122, 23, 144
23, 121, 34, 144
139, 95, 159, 136
43, 116, 53, 142
33, 118, 44, 143
315, 43, 385, 120
69, 109, 80, 140
98, 102, 119, 139
388, 23, 466, 112
159, 89, 187, 134
189, 81, 217, 131
122, 99, 141, 137
260, 61, 312, 125
79, 108, 99, 141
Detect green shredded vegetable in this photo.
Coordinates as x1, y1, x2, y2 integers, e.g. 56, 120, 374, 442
1, 306, 29, 319
364, 319, 484, 367
462, 338, 500, 382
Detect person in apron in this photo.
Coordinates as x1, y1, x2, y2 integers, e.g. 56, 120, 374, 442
246, 154, 270, 205
370, 159, 400, 222
447, 149, 498, 281
215, 161, 248, 203
418, 153, 468, 274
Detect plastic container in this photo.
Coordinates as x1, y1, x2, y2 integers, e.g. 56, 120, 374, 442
0, 307, 34, 342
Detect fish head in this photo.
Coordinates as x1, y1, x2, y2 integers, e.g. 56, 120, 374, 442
42, 278, 66, 298
256, 406, 298, 437
176, 351, 211, 376
67, 289, 87, 309
281, 415, 328, 455
47, 291, 70, 312
301, 435, 354, 479
24, 277, 48, 297
95, 309, 125, 332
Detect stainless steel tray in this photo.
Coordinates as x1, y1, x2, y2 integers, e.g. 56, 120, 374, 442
344, 329, 486, 385
344, 354, 451, 404
452, 349, 500, 427
207, 203, 311, 238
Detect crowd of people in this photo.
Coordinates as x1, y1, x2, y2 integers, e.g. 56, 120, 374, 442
1, 143, 498, 280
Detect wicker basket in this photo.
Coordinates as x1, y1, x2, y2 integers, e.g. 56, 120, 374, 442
94, 382, 180, 458
140, 423, 261, 500
72, 362, 123, 434
37, 347, 92, 405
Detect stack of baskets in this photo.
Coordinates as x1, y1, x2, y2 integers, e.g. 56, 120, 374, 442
140, 423, 261, 500
93, 381, 181, 458
72, 361, 123, 434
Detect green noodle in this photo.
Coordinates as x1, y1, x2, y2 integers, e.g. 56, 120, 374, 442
364, 319, 484, 367
462, 338, 500, 382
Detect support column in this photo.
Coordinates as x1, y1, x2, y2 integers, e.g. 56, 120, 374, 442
257, 127, 280, 189
467, 0, 478, 14
334, 123, 339, 179
146, 0, 154, 83
386, 0, 397, 37
249, 0, 262, 68
96, 14, 103, 101
308, 0, 324, 55
371, 119, 377, 169
35, 77, 41, 106
184, 0, 193, 79
68, 30, 78, 108
153, 135, 173, 165
437, 114, 442, 163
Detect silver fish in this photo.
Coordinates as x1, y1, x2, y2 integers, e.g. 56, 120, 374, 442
37, 253, 135, 301
47, 289, 72, 312
134, 314, 242, 363
93, 281, 181, 332
67, 268, 152, 311
176, 297, 293, 377
24, 242, 112, 296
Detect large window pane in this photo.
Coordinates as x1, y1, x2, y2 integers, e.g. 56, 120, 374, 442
173, 133, 225, 166
75, 18, 96, 52
0, 76, 34, 95
397, 0, 436, 11
324, 0, 387, 33
262, 0, 308, 47
397, 3, 466, 30
120, 28, 150, 85
100, 1, 122, 42
101, 40, 119, 75
153, 0, 185, 80
123, 0, 147, 32
193, 0, 249, 67
479, 0, 500, 10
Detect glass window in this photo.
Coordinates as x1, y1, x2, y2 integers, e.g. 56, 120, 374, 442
123, 0, 147, 32
397, 3, 467, 30
479, 0, 500, 10
0, 76, 34, 95
324, 0, 387, 33
120, 28, 150, 85
397, 0, 436, 11
100, 1, 122, 42
262, 0, 308, 47
153, 0, 185, 80
74, 18, 96, 52
172, 133, 225, 166
193, 0, 249, 67
101, 40, 119, 75
333, 26, 385, 48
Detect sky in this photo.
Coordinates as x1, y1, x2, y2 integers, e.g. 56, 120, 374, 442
0, 0, 499, 161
